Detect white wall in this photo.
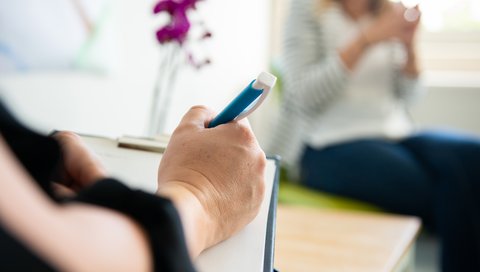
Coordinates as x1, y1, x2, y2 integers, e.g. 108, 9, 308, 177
0, 0, 271, 137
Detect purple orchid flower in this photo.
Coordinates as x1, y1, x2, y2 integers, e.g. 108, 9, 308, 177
153, 0, 202, 45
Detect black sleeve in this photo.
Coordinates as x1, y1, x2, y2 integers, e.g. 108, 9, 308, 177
72, 178, 197, 272
0, 99, 61, 199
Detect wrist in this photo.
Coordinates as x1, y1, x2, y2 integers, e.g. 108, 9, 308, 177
157, 183, 215, 258
361, 25, 380, 46
359, 28, 373, 49
404, 43, 416, 56
75, 166, 107, 188
83, 167, 107, 184
403, 46, 420, 77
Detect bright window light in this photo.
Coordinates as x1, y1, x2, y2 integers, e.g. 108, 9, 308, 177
392, 0, 480, 32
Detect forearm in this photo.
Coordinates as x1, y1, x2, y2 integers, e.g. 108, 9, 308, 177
393, 44, 422, 104
56, 205, 151, 272
0, 137, 151, 272
403, 44, 420, 77
338, 32, 370, 70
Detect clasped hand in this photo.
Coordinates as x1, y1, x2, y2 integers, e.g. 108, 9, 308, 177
364, 2, 421, 47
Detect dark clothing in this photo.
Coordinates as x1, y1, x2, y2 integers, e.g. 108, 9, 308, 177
0, 100, 196, 272
300, 132, 480, 272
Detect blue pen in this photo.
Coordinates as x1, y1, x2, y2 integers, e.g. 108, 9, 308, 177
208, 72, 277, 128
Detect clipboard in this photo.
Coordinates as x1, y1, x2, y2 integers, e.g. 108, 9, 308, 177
80, 135, 279, 272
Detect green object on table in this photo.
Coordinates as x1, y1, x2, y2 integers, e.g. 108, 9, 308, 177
278, 177, 382, 212
279, 181, 382, 212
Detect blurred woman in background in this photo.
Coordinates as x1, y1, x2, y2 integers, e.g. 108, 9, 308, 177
269, 0, 480, 270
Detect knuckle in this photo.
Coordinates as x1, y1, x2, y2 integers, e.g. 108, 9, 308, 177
189, 105, 208, 112
257, 152, 267, 170
237, 124, 256, 143
259, 159, 267, 190
54, 131, 80, 141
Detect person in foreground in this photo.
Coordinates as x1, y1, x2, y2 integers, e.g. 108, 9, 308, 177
0, 99, 266, 271
269, 0, 480, 270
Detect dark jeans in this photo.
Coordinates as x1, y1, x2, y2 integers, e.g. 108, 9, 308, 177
300, 131, 480, 272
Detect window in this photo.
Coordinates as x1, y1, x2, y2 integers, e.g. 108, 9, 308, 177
417, 0, 480, 32
271, 0, 480, 75
403, 0, 480, 73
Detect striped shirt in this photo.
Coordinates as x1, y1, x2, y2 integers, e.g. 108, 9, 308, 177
267, 0, 423, 180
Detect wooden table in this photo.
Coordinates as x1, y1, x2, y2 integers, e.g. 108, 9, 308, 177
274, 205, 421, 272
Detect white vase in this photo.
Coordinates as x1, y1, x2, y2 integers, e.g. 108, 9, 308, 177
147, 43, 183, 136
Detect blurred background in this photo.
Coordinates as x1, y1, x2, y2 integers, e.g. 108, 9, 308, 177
0, 0, 271, 136
265, 3, 479, 271
0, 0, 479, 140
0, 0, 479, 271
